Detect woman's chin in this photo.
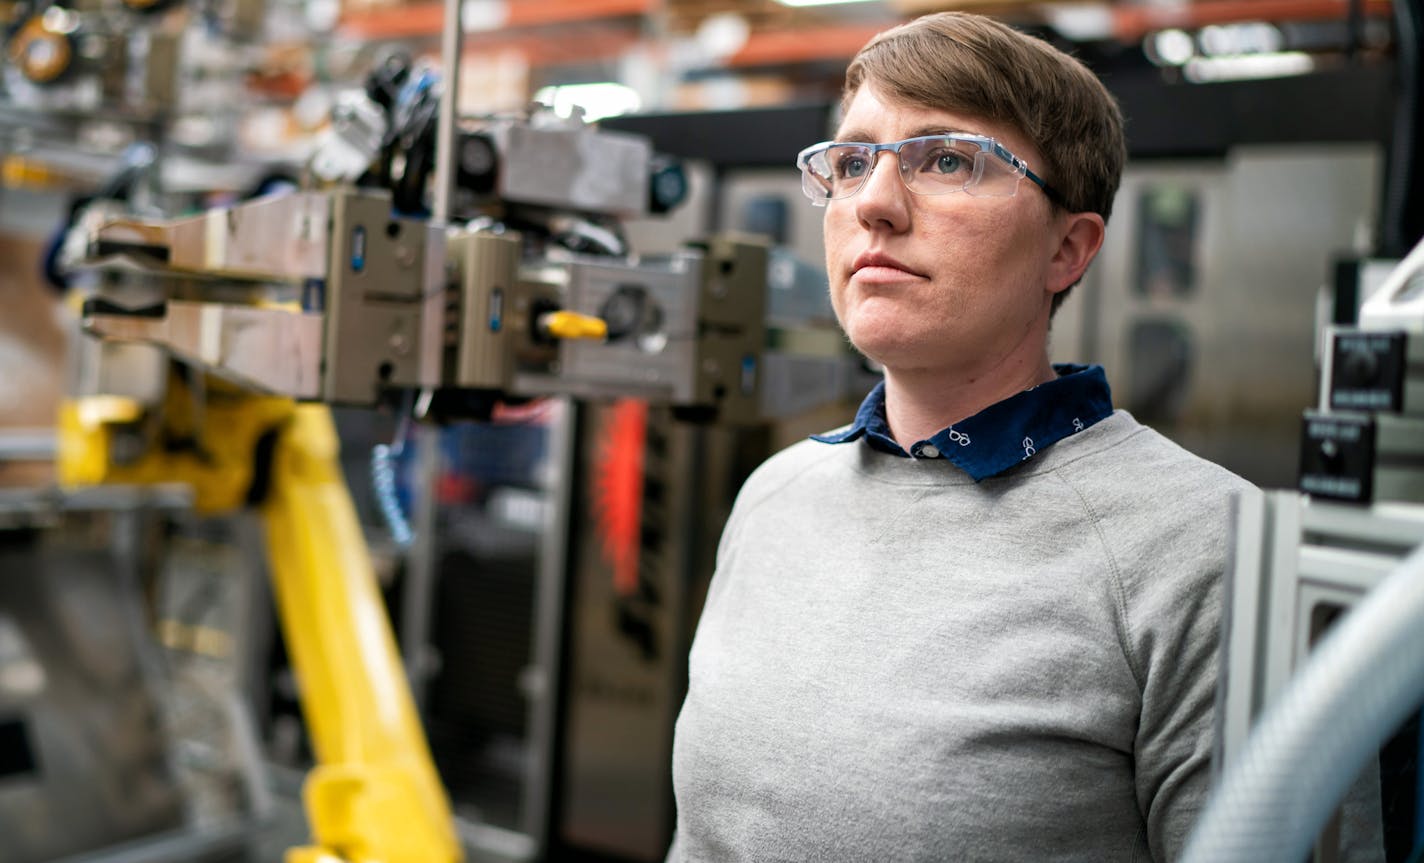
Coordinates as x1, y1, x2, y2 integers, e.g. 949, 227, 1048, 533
847, 332, 926, 372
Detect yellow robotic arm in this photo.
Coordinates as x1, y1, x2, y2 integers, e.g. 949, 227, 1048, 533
263, 404, 460, 863
59, 377, 462, 863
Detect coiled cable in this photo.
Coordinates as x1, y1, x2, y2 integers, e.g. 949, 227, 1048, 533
370, 410, 414, 548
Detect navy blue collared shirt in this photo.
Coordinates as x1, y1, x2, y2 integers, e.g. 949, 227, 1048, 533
812, 364, 1114, 481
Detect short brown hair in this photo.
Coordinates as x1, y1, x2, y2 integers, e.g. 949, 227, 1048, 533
843, 13, 1125, 308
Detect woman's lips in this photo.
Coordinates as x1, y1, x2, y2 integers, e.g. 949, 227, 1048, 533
851, 251, 926, 281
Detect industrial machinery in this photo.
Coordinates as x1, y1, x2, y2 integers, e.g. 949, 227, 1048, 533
2, 0, 184, 111
73, 182, 769, 424
47, 26, 852, 854
0, 0, 268, 164
1189, 236, 1424, 862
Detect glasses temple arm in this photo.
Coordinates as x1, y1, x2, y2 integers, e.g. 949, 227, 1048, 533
1024, 167, 1067, 208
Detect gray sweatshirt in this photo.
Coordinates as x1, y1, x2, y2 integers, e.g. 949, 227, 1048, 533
669, 410, 1257, 862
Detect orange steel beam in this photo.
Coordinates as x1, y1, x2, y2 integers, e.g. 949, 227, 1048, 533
726, 23, 889, 68
340, 0, 655, 41
467, 28, 643, 66
1112, 0, 1394, 40
341, 0, 1394, 69
720, 0, 1394, 71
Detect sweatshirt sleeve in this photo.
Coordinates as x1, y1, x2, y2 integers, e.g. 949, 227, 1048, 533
1062, 421, 1258, 861
1118, 482, 1257, 861
1128, 544, 1222, 861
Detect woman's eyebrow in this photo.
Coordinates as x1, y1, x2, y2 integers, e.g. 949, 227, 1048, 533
910, 126, 974, 138
831, 127, 977, 144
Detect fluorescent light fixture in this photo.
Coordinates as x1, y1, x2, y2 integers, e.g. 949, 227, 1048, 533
1038, 3, 1114, 42
460, 0, 508, 33
533, 83, 642, 122
1184, 51, 1314, 83
775, 0, 878, 7
1199, 22, 1283, 57
696, 12, 751, 59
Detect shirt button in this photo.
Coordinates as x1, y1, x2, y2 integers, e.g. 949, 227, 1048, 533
918, 444, 940, 458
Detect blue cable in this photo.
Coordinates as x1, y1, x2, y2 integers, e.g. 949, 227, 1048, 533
371, 405, 414, 548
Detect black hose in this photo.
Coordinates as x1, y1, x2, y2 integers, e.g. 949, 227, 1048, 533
1382, 0, 1423, 257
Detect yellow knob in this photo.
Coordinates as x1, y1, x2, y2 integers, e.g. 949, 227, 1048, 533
74, 395, 145, 429
539, 310, 608, 341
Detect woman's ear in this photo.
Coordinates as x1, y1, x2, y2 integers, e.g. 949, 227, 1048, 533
1048, 211, 1106, 295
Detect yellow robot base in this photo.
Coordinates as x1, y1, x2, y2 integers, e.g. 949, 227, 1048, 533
59, 379, 462, 863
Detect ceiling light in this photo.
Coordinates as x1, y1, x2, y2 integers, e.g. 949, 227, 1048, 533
696, 13, 750, 59
1039, 3, 1114, 42
1198, 22, 1283, 57
533, 83, 642, 122
1184, 51, 1314, 83
774, 0, 880, 7
1147, 29, 1196, 66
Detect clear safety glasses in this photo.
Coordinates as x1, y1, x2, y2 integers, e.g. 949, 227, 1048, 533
795, 133, 1061, 207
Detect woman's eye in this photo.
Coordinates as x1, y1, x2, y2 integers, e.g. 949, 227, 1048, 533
930, 152, 967, 174
837, 155, 869, 178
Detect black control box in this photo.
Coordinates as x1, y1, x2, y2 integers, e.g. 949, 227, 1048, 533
1299, 410, 1376, 503
1329, 331, 1408, 412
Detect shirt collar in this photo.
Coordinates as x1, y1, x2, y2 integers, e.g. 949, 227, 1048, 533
812, 364, 1114, 481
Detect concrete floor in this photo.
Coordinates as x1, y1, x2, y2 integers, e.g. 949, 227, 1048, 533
45, 769, 535, 863
243, 770, 535, 863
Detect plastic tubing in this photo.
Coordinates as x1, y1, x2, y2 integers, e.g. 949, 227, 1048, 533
1180, 539, 1424, 863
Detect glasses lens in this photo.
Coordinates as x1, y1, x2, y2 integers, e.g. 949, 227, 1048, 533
964, 144, 1025, 198
819, 144, 875, 199
800, 147, 835, 203
900, 137, 981, 196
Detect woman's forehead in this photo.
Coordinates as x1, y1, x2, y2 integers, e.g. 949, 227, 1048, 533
835, 84, 1031, 155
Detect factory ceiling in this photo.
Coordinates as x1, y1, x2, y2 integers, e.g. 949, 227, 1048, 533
336, 0, 1396, 88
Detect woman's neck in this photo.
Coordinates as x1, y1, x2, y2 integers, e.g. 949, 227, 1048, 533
882, 353, 1057, 450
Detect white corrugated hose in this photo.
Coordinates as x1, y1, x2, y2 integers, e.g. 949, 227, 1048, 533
1181, 540, 1424, 862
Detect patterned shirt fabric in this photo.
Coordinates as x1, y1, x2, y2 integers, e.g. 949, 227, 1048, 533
812, 363, 1115, 480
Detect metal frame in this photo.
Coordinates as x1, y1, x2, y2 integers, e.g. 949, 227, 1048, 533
0, 484, 261, 863
1222, 491, 1424, 765
1220, 489, 1424, 860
